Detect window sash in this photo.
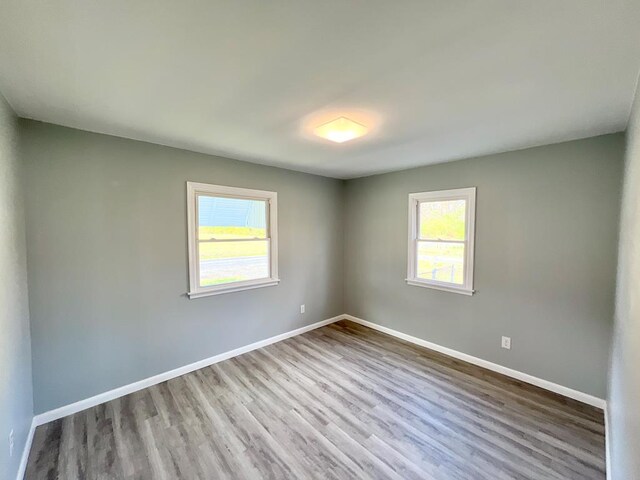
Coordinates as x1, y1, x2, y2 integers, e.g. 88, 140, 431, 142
196, 238, 271, 288
414, 239, 465, 286
196, 193, 270, 237
198, 238, 269, 243
417, 238, 465, 243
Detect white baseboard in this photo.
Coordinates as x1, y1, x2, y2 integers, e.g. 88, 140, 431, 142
34, 315, 344, 426
605, 404, 611, 479
16, 417, 36, 480
343, 314, 606, 409
25, 312, 608, 478
30, 312, 605, 423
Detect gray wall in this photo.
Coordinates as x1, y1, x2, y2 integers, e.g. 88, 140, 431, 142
608, 82, 640, 479
21, 120, 345, 414
0, 94, 33, 478
344, 134, 623, 398
20, 117, 624, 417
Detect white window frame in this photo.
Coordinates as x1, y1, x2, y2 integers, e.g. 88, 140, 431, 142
406, 187, 476, 295
187, 182, 279, 298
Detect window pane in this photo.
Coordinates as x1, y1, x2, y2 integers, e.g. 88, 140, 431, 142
198, 195, 267, 240
419, 200, 465, 241
198, 240, 269, 286
416, 241, 464, 285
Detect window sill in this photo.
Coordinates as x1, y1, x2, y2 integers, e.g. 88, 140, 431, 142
188, 278, 280, 299
405, 279, 474, 296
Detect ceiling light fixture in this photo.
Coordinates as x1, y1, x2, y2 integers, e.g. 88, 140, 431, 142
313, 116, 368, 143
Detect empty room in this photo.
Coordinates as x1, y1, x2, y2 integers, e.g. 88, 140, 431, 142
2, 1, 640, 479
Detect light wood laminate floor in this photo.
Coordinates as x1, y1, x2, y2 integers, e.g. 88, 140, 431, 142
26, 320, 606, 479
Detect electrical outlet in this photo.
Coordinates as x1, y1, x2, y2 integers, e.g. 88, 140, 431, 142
501, 336, 511, 350
300, 304, 305, 314
9, 429, 14, 457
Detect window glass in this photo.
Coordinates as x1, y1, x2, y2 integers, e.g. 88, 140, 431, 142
416, 241, 464, 285
197, 196, 269, 287
198, 196, 267, 240
198, 240, 269, 286
419, 200, 465, 241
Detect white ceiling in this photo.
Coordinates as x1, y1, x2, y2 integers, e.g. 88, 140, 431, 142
1, 1, 640, 178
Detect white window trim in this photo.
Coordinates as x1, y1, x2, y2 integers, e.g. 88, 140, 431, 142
186, 182, 279, 299
406, 187, 476, 296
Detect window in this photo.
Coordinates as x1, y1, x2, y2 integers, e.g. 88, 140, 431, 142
407, 187, 476, 295
187, 182, 278, 298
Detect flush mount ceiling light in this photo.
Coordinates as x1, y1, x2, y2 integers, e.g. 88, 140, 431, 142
313, 116, 368, 143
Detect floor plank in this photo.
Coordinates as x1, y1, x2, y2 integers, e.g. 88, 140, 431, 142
25, 320, 606, 479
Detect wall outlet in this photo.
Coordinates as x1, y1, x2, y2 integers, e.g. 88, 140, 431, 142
501, 336, 511, 350
300, 304, 305, 314
9, 429, 14, 457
